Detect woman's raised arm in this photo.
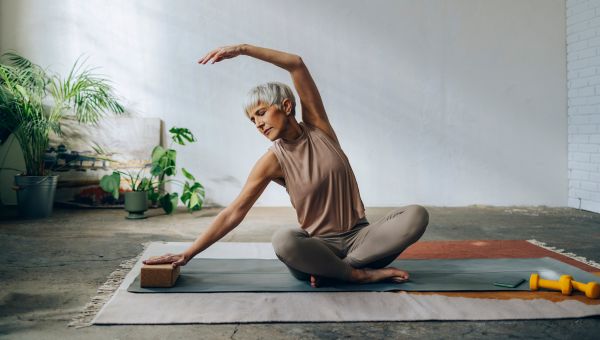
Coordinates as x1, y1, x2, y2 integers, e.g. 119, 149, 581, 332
198, 44, 301, 71
198, 44, 339, 143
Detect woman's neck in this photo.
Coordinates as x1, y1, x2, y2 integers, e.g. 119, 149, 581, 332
281, 120, 303, 142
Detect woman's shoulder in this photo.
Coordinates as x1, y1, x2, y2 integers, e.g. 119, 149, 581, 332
301, 121, 341, 147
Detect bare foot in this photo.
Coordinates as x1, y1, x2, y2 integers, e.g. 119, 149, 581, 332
350, 267, 410, 284
309, 267, 409, 288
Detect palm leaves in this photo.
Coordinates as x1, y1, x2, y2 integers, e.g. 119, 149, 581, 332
0, 52, 124, 175
0, 53, 53, 175
48, 56, 124, 124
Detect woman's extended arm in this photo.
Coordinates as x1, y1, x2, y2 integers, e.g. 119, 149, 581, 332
198, 44, 301, 71
198, 44, 340, 143
143, 150, 280, 267
240, 44, 303, 72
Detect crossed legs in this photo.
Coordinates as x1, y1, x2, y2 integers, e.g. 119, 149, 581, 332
271, 205, 429, 285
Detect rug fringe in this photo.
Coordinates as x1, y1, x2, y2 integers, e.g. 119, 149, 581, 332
67, 242, 150, 328
527, 239, 600, 270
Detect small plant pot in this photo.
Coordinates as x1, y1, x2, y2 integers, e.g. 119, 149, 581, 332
124, 191, 149, 219
13, 175, 58, 219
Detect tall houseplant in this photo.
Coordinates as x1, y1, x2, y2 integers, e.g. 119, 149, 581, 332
0, 52, 124, 218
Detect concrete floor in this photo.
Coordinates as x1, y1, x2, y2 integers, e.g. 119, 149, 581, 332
1, 205, 599, 339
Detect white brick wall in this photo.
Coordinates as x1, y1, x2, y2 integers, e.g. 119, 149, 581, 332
567, 0, 600, 213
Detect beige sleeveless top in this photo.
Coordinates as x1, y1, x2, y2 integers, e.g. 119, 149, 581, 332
269, 122, 366, 236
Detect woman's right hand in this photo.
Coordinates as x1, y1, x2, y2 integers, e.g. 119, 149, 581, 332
198, 44, 245, 64
143, 253, 189, 268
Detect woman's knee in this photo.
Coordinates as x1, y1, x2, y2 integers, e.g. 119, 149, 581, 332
409, 204, 429, 224
271, 228, 307, 260
407, 204, 429, 235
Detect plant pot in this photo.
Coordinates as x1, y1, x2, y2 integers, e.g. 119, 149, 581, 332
13, 175, 58, 219
124, 191, 149, 219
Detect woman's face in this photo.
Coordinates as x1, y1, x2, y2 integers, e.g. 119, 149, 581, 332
248, 101, 290, 141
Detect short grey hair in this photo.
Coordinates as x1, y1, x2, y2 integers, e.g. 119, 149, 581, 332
243, 82, 296, 117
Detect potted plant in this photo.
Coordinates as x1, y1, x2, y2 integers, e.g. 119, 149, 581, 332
99, 127, 205, 218
100, 169, 152, 219
0, 52, 124, 218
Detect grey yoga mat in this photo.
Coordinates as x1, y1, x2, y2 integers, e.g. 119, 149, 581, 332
127, 257, 599, 293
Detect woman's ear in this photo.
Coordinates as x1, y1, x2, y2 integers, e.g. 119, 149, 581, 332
282, 99, 292, 115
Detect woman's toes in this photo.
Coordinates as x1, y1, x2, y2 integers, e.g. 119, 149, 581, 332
391, 276, 409, 283
386, 268, 409, 283
397, 273, 409, 282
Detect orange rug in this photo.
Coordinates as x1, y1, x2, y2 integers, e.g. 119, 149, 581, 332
397, 240, 600, 305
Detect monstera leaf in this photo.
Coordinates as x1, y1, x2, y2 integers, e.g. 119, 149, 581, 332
159, 192, 179, 214
99, 171, 120, 199
169, 127, 195, 145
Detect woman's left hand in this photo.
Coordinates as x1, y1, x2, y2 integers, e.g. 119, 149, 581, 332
198, 45, 244, 64
143, 252, 189, 268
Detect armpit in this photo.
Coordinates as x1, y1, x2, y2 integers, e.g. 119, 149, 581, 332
272, 177, 286, 187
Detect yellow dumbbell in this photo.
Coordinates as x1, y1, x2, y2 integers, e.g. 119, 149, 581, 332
529, 273, 573, 295
571, 280, 600, 299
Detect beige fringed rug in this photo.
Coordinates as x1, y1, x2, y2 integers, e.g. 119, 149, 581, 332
70, 241, 600, 326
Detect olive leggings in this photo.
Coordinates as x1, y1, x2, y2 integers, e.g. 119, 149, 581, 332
271, 205, 429, 281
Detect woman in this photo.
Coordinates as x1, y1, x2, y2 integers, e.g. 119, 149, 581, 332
144, 44, 429, 287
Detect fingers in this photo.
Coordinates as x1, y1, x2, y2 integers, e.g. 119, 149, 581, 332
197, 53, 211, 64
212, 54, 224, 63
198, 49, 222, 64
197, 50, 215, 64
143, 253, 175, 265
143, 257, 163, 265
209, 51, 228, 64
172, 258, 186, 268
198, 46, 238, 64
143, 252, 189, 269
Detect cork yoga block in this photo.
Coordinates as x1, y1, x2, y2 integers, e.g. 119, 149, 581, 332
140, 264, 180, 288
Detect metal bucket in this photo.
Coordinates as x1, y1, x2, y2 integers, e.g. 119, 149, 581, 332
14, 175, 58, 219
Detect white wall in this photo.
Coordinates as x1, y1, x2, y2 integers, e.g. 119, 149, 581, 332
567, 0, 600, 213
0, 0, 567, 207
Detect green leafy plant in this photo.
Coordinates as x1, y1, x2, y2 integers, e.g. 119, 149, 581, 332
99, 127, 205, 214
99, 168, 153, 199
0, 52, 124, 176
